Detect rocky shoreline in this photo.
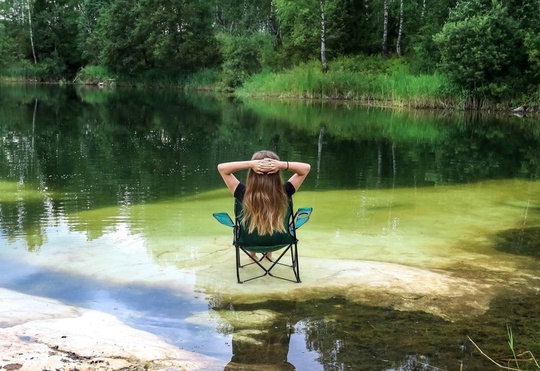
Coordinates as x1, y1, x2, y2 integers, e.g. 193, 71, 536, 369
0, 289, 222, 371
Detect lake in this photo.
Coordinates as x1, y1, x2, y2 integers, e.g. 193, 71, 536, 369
0, 83, 539, 370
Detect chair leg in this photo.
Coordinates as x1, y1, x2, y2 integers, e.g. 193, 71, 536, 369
292, 242, 301, 283
236, 246, 271, 283
266, 243, 301, 283
235, 244, 301, 284
235, 246, 242, 283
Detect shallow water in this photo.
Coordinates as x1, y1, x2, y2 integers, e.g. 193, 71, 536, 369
1, 84, 539, 370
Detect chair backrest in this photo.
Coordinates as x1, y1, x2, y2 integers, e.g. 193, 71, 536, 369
234, 198, 296, 248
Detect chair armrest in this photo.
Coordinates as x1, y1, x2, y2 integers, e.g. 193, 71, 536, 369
294, 207, 313, 229
213, 212, 235, 227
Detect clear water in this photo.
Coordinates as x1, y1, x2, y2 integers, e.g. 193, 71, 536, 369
0, 84, 539, 370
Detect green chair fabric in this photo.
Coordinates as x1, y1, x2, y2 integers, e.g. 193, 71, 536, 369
213, 198, 313, 283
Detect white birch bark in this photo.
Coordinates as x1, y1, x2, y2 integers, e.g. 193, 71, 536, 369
320, 0, 328, 72
396, 0, 404, 56
382, 0, 389, 56
365, 0, 370, 20
26, 0, 37, 64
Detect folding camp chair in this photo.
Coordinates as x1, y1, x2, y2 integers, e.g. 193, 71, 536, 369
213, 198, 312, 284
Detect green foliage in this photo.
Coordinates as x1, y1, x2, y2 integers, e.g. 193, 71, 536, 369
77, 0, 109, 66
184, 69, 220, 90
0, 60, 39, 81
0, 23, 8, 66
32, 0, 81, 77
217, 33, 270, 88
73, 65, 115, 85
1, 0, 540, 106
239, 56, 453, 107
434, 0, 534, 100
95, 0, 218, 75
273, 0, 321, 66
525, 32, 540, 79
213, 0, 271, 35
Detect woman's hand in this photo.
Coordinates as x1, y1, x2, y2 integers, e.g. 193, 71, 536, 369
252, 158, 280, 174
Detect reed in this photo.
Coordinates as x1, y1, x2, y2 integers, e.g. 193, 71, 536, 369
238, 57, 455, 108
183, 68, 220, 90
468, 326, 540, 370
73, 65, 116, 85
0, 61, 40, 81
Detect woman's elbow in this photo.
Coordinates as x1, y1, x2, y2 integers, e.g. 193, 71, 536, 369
217, 163, 227, 174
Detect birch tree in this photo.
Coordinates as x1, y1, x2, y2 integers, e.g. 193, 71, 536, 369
320, 0, 328, 72
26, 0, 36, 63
274, 0, 336, 69
396, 0, 404, 56
382, 0, 389, 56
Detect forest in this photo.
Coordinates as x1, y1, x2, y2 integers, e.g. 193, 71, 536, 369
1, 0, 540, 108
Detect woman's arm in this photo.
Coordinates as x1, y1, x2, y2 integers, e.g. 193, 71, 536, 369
259, 159, 311, 191
282, 161, 311, 191
217, 161, 252, 194
217, 160, 268, 194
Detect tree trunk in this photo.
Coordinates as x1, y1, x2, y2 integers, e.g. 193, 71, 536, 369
316, 126, 324, 188
269, 0, 281, 48
320, 0, 328, 72
396, 0, 404, 56
365, 0, 370, 20
382, 0, 389, 57
26, 0, 37, 64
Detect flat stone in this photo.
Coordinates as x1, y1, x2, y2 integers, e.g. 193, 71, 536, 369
0, 289, 223, 371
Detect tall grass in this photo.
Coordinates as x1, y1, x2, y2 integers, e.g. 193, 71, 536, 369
0, 61, 40, 82
183, 68, 220, 90
238, 56, 458, 109
73, 65, 116, 85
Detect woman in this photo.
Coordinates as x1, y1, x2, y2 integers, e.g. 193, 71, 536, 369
217, 150, 311, 257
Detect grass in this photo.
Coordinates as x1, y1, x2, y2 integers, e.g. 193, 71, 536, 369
237, 56, 459, 109
72, 65, 116, 85
0, 61, 40, 82
468, 325, 540, 370
183, 68, 220, 91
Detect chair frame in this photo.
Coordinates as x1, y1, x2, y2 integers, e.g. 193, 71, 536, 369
214, 198, 312, 284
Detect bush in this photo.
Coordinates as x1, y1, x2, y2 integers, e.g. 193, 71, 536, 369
73, 65, 116, 85
434, 0, 528, 100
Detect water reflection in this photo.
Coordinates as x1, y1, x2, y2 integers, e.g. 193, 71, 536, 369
1, 84, 540, 370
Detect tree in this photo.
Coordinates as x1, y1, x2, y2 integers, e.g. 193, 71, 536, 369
434, 0, 528, 100
31, 0, 81, 77
382, 0, 389, 56
96, 0, 218, 74
274, 0, 337, 70
320, 0, 328, 72
0, 0, 36, 65
77, 0, 110, 66
396, 0, 404, 56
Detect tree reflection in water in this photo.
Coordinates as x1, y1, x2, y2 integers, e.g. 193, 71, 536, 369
215, 302, 299, 370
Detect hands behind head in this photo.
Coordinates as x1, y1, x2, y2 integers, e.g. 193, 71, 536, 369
253, 158, 280, 174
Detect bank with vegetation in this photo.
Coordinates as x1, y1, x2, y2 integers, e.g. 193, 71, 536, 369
1, 0, 540, 111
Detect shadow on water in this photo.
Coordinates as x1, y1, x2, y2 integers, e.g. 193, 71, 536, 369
493, 226, 540, 259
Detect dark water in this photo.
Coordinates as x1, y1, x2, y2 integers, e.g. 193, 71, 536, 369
1, 84, 539, 370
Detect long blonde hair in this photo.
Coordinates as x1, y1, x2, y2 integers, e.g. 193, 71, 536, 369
242, 150, 288, 235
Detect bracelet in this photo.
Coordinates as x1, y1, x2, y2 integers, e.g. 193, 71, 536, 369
286, 161, 289, 170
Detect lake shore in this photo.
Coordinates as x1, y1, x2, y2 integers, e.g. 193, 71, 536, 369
0, 288, 223, 371
1, 252, 523, 371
